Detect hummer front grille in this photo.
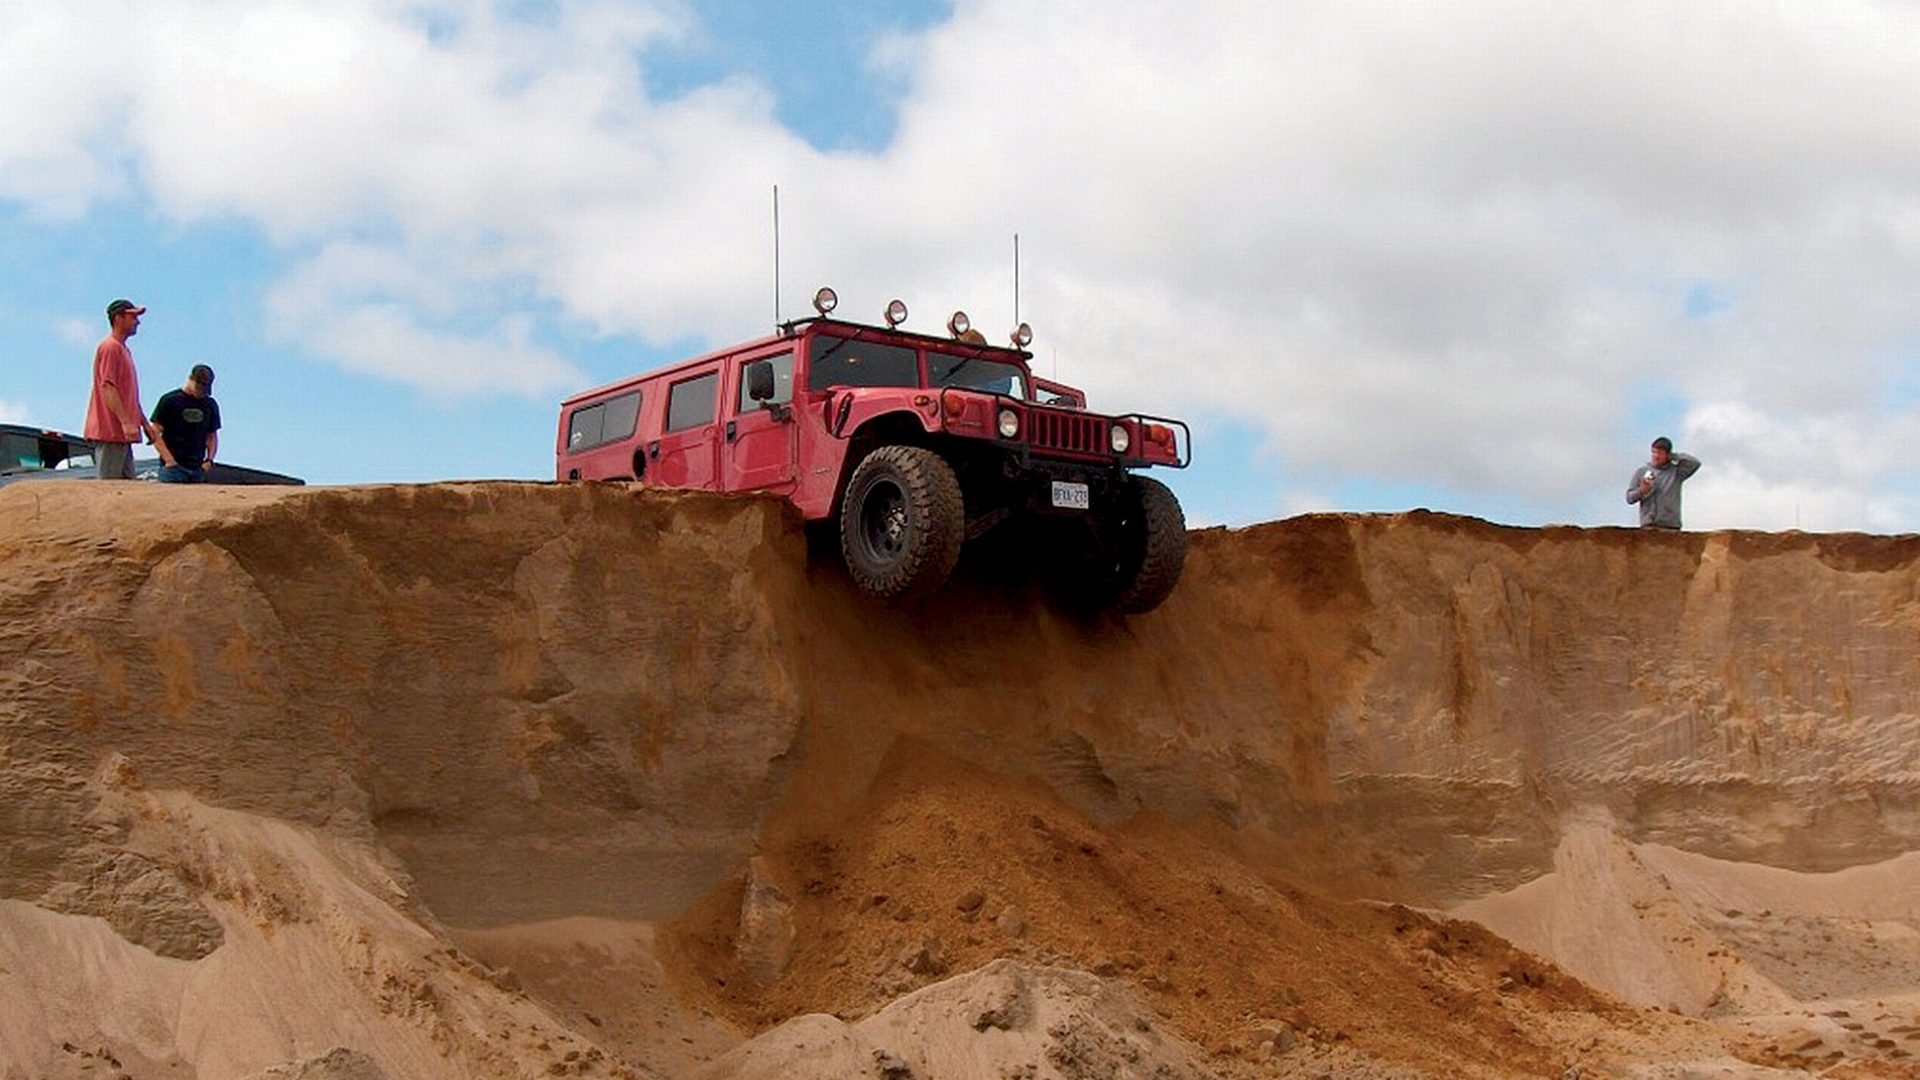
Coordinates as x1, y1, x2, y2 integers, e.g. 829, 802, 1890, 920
1027, 408, 1106, 456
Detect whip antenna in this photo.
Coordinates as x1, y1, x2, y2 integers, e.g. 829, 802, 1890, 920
1013, 232, 1020, 327
773, 184, 781, 325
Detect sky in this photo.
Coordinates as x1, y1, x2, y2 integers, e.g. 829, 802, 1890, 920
5, 0, 1920, 533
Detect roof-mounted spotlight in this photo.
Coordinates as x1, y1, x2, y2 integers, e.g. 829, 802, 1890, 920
1010, 322, 1033, 348
812, 287, 838, 315
884, 299, 909, 327
947, 310, 971, 338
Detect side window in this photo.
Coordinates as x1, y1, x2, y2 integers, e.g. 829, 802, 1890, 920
567, 403, 604, 452
601, 391, 641, 442
565, 390, 641, 453
739, 351, 795, 412
807, 336, 919, 391
49, 439, 90, 469
666, 371, 719, 433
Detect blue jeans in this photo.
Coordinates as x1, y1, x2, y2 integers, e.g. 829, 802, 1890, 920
157, 464, 205, 484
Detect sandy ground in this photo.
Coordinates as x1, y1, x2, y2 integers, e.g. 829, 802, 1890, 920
6, 482, 1920, 1078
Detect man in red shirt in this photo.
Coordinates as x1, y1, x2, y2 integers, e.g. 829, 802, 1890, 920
84, 299, 157, 479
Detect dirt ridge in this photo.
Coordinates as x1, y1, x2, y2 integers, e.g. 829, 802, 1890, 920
7, 481, 1920, 1078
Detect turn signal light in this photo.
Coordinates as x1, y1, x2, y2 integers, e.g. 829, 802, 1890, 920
1146, 424, 1174, 446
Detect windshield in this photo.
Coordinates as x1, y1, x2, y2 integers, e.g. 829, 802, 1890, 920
0, 431, 89, 473
928, 352, 1028, 399
808, 334, 920, 392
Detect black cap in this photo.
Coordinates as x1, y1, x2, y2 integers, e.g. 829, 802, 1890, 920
106, 299, 146, 318
189, 364, 215, 388
1652, 436, 1673, 451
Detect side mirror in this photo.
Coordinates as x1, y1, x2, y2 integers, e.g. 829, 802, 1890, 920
746, 360, 776, 403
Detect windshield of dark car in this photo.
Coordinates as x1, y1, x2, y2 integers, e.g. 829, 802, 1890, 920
0, 431, 90, 473
928, 352, 1027, 399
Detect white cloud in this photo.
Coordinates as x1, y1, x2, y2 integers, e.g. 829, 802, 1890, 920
55, 318, 98, 353
0, 400, 28, 425
263, 241, 585, 400
5, 0, 1920, 528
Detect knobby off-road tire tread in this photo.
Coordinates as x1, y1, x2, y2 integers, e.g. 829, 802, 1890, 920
839, 445, 965, 601
1114, 475, 1187, 614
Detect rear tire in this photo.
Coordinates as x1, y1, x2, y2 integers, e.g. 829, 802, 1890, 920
839, 445, 965, 600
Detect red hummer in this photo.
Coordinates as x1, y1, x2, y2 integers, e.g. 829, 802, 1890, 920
554, 288, 1189, 613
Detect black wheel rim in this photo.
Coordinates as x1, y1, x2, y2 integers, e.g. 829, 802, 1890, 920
859, 480, 909, 563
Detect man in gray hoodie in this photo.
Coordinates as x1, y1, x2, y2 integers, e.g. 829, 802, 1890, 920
1626, 436, 1701, 529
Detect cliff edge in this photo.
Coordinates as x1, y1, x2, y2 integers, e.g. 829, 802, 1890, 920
5, 481, 1919, 1079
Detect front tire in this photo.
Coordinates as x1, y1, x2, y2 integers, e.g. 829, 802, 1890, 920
1113, 475, 1187, 613
839, 445, 965, 600
1061, 475, 1187, 615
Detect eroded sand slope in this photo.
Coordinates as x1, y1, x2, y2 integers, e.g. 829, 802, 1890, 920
4, 481, 1919, 1078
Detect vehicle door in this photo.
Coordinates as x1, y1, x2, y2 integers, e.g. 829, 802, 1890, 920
648, 368, 722, 490
720, 349, 797, 493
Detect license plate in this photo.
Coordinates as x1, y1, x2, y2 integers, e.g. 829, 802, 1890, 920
1050, 480, 1090, 510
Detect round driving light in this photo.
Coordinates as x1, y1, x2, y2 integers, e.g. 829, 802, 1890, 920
812, 286, 838, 315
947, 310, 971, 338
884, 299, 909, 327
1011, 322, 1033, 348
1109, 423, 1131, 453
998, 409, 1020, 439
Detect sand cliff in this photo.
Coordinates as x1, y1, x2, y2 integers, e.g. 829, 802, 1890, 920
4, 481, 1919, 1078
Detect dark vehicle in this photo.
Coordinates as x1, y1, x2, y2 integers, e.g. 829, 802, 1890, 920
0, 424, 304, 487
556, 288, 1189, 613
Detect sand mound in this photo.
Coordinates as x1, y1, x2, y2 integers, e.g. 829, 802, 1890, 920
1458, 812, 1920, 1074
694, 959, 1215, 1080
7, 482, 1920, 1077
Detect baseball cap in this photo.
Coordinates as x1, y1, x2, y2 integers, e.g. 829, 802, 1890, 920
190, 364, 215, 388
107, 299, 147, 318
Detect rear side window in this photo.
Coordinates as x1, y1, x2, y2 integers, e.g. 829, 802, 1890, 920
808, 335, 919, 391
666, 371, 719, 432
565, 390, 641, 453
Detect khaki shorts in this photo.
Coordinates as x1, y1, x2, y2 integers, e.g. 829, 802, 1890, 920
95, 441, 136, 480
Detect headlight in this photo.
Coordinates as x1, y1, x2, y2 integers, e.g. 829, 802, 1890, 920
884, 299, 909, 327
812, 286, 837, 315
1109, 423, 1131, 453
998, 409, 1020, 439
948, 310, 971, 337
1010, 322, 1033, 348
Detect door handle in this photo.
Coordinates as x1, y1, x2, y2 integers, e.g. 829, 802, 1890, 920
725, 421, 738, 443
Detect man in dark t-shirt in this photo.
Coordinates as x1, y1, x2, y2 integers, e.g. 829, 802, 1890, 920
150, 364, 221, 483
